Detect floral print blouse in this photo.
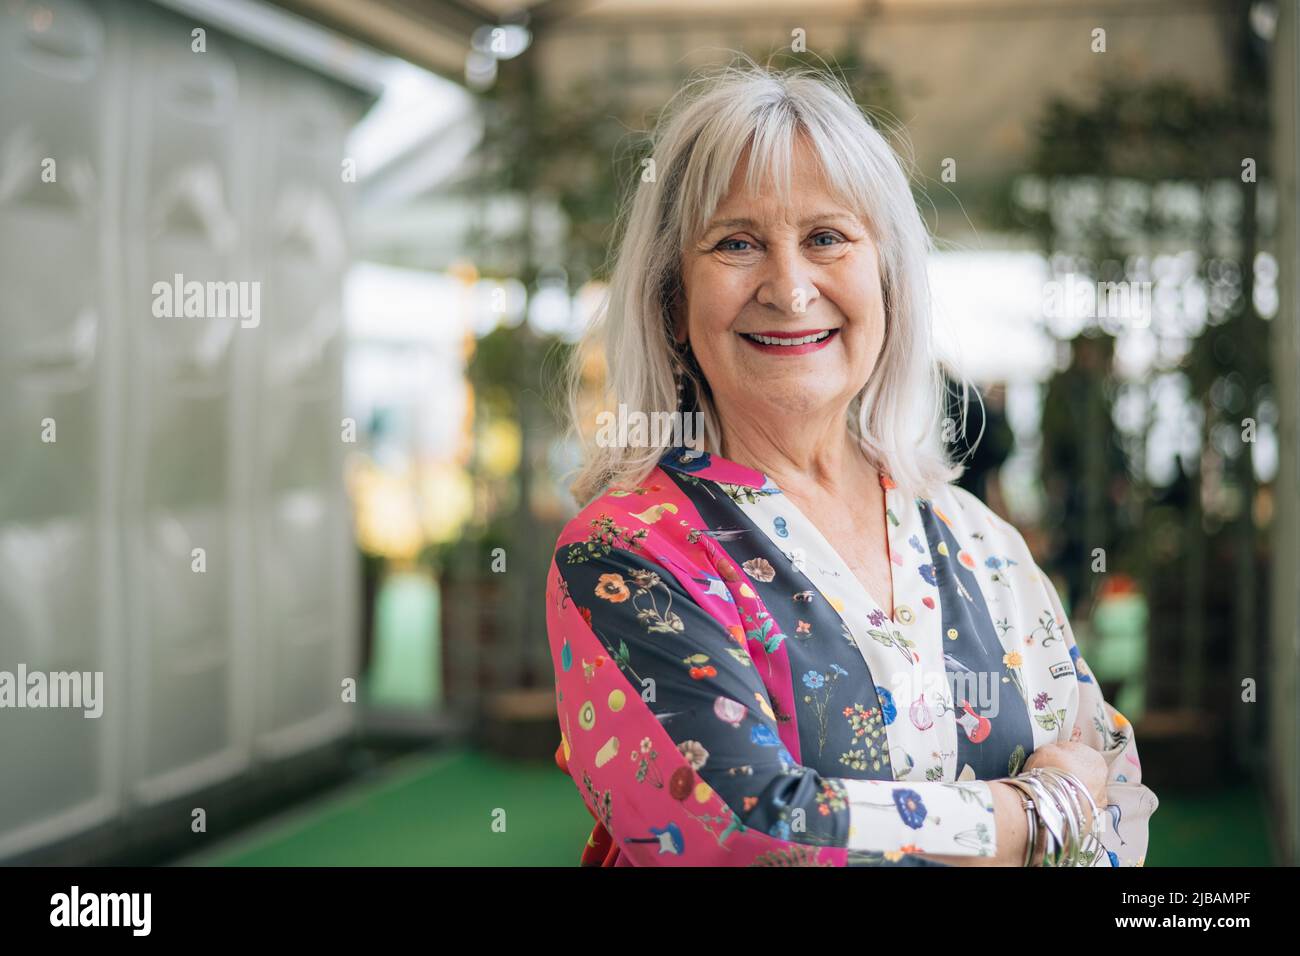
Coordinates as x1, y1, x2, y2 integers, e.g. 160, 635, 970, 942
546, 446, 1158, 867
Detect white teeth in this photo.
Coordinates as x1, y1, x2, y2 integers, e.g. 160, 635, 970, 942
744, 330, 832, 346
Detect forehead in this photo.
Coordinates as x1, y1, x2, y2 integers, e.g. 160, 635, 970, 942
708, 133, 854, 223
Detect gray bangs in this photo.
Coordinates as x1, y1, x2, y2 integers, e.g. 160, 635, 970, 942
674, 77, 888, 254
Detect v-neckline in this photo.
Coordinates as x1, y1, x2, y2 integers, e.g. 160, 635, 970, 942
762, 471, 901, 627
701, 456, 955, 780
657, 443, 928, 632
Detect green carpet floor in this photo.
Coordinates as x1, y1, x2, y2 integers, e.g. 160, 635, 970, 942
175, 749, 592, 867
172, 747, 1275, 866
1142, 783, 1277, 866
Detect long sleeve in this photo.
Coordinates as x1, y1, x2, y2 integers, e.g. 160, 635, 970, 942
547, 535, 997, 866
1036, 567, 1159, 866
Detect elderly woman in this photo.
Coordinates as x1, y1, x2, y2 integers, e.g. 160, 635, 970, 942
546, 62, 1158, 867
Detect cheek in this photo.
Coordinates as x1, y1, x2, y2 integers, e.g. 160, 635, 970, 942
840, 254, 885, 312
836, 263, 886, 337
827, 279, 886, 378
688, 273, 748, 334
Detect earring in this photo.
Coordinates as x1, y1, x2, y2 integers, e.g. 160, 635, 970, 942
674, 341, 692, 413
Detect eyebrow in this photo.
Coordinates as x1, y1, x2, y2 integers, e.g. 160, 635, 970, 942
703, 212, 858, 233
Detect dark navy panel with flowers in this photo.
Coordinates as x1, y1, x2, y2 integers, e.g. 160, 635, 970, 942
666, 469, 904, 781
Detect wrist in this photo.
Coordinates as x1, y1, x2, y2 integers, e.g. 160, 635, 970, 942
987, 780, 1031, 867
1009, 767, 1104, 866
995, 776, 1042, 866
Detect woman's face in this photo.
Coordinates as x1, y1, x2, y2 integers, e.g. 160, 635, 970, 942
675, 134, 887, 431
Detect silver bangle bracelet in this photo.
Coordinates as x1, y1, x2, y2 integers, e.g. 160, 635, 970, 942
1028, 767, 1103, 866
1021, 796, 1038, 867
1036, 770, 1081, 866
1001, 774, 1060, 867
1041, 767, 1105, 862
1000, 767, 1097, 867
1023, 772, 1068, 866
999, 776, 1039, 866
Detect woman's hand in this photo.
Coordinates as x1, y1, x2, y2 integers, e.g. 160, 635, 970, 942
1023, 741, 1109, 830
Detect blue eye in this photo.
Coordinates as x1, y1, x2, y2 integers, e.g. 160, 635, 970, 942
718, 238, 752, 252
811, 232, 842, 246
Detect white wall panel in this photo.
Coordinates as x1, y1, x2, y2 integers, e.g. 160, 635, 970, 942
118, 6, 246, 804
249, 72, 356, 757
0, 0, 365, 857
0, 0, 119, 858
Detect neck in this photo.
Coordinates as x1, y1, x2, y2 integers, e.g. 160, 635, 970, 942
716, 405, 873, 498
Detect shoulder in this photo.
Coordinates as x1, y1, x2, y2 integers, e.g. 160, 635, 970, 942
552, 465, 687, 558
925, 481, 1043, 581
924, 484, 1068, 630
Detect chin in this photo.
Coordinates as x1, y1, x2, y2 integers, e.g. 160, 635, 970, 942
757, 385, 842, 417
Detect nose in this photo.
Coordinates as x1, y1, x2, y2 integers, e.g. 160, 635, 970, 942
754, 241, 820, 317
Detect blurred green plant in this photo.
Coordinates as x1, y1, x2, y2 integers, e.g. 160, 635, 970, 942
1004, 50, 1273, 755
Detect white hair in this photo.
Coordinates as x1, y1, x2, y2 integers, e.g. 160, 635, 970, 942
563, 55, 973, 506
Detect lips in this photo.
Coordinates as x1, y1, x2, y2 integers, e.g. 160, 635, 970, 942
738, 328, 839, 355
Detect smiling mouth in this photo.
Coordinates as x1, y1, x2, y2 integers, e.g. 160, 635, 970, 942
739, 329, 837, 347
